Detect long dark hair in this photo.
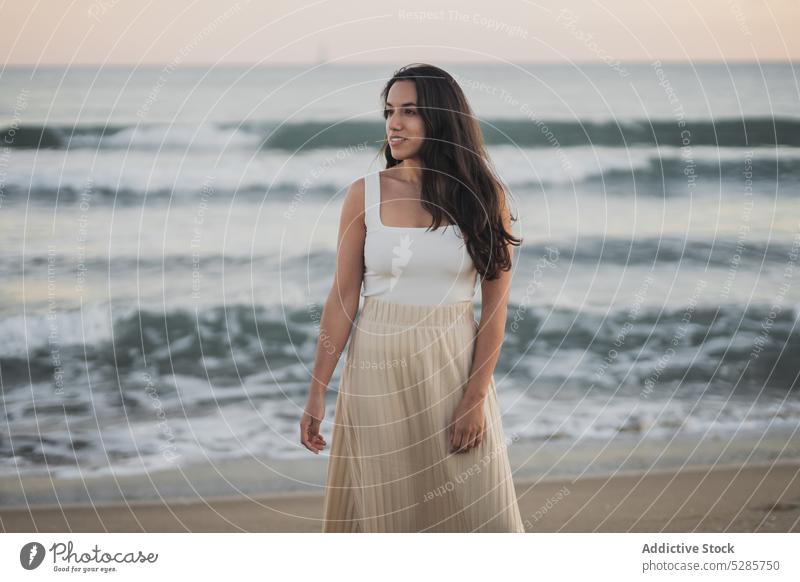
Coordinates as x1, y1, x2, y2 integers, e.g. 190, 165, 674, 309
378, 63, 522, 281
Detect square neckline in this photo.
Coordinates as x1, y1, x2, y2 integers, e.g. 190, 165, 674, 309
375, 170, 453, 231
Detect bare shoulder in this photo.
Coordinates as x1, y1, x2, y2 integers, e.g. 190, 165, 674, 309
349, 175, 366, 198
345, 176, 366, 210
338, 176, 367, 231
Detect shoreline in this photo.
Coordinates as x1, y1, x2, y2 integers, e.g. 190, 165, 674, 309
2, 460, 798, 532
2, 427, 798, 508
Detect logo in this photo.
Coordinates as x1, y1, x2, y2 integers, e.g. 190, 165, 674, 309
390, 234, 413, 290
20, 542, 46, 570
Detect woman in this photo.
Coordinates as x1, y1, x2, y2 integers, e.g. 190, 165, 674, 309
300, 63, 524, 532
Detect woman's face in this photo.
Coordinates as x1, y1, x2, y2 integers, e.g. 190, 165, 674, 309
384, 80, 425, 161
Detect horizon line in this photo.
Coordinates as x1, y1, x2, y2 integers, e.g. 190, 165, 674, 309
2, 57, 797, 69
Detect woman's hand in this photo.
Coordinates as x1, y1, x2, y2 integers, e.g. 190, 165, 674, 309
449, 395, 485, 453
300, 391, 327, 454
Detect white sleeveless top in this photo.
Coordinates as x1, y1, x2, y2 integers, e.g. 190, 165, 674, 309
361, 170, 478, 305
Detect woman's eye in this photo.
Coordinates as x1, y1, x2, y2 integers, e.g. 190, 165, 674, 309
383, 108, 414, 117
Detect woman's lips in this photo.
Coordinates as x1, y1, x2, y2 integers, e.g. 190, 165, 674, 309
389, 136, 406, 146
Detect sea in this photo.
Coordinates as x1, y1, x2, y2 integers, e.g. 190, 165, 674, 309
1, 62, 799, 499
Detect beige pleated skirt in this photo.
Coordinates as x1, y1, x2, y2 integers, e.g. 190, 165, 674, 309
321, 296, 525, 533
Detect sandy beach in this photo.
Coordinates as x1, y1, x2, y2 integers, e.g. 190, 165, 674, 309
2, 461, 798, 533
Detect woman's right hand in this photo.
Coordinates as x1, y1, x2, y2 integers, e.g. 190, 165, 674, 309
300, 391, 327, 455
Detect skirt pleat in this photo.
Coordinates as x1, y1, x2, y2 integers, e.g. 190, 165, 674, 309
321, 296, 525, 533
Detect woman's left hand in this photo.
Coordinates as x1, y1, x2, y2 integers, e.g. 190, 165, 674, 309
449, 395, 485, 453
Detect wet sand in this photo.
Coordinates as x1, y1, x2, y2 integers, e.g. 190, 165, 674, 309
2, 461, 798, 532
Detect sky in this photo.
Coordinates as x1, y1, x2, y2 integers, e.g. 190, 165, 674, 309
1, 0, 798, 66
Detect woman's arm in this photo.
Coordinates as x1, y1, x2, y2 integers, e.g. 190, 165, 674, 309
300, 178, 366, 454
309, 177, 366, 392
463, 191, 514, 404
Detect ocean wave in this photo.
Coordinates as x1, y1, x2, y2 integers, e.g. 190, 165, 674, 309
1, 300, 797, 473
1, 300, 797, 388
5, 144, 798, 201
2, 236, 793, 282
3, 116, 799, 151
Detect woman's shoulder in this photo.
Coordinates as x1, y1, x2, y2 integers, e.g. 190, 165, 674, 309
338, 176, 368, 228
346, 175, 367, 204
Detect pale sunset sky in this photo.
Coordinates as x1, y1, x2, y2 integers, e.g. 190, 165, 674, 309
2, 0, 798, 66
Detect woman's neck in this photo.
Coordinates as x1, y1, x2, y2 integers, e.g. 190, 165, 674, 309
389, 159, 423, 186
